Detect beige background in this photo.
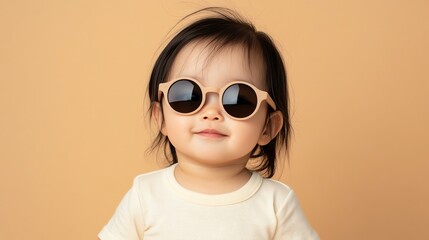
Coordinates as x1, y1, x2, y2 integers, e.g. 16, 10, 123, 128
1, 0, 428, 239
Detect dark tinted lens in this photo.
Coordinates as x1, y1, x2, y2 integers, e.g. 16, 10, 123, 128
222, 84, 257, 118
167, 80, 202, 113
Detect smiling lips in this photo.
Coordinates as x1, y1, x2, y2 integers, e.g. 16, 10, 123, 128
196, 129, 228, 138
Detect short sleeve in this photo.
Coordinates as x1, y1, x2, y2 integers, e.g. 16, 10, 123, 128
273, 190, 319, 240
98, 180, 145, 240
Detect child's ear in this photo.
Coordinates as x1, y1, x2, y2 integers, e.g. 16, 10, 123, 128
257, 111, 283, 146
152, 102, 167, 136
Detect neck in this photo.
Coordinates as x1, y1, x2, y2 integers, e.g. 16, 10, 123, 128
174, 160, 252, 195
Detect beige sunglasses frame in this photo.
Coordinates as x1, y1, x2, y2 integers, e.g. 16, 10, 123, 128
158, 78, 277, 120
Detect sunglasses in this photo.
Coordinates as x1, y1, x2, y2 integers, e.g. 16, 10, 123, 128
158, 78, 276, 120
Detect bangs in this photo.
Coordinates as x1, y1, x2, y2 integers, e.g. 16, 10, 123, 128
185, 36, 265, 82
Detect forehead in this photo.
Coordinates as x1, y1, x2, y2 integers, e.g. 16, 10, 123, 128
168, 40, 266, 89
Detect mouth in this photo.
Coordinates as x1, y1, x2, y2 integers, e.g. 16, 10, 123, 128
195, 129, 228, 138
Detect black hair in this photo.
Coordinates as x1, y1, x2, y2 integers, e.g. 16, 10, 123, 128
147, 7, 291, 178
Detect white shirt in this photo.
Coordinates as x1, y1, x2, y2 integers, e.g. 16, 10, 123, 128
99, 164, 319, 240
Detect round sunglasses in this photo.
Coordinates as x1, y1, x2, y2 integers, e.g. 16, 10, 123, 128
158, 78, 277, 120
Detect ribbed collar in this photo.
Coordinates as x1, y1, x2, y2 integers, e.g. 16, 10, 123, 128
165, 164, 262, 206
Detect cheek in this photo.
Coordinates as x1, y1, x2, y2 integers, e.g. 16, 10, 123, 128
162, 105, 180, 133
229, 115, 266, 149
164, 113, 189, 134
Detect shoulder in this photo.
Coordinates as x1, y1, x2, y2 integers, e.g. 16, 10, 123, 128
133, 167, 166, 182
261, 179, 320, 239
256, 178, 302, 212
260, 177, 294, 197
131, 166, 169, 191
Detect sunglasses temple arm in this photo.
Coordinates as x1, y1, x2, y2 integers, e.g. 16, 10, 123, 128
158, 84, 167, 102
265, 94, 277, 110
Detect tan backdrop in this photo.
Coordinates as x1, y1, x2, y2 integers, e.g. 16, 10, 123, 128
1, 0, 428, 239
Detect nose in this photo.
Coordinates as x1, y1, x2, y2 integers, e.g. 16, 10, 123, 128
200, 93, 224, 121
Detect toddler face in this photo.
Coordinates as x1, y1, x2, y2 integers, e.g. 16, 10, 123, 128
158, 41, 270, 167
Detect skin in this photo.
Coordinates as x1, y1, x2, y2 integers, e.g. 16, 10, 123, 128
153, 41, 283, 194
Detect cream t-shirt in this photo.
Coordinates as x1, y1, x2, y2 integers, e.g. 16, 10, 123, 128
99, 164, 319, 240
